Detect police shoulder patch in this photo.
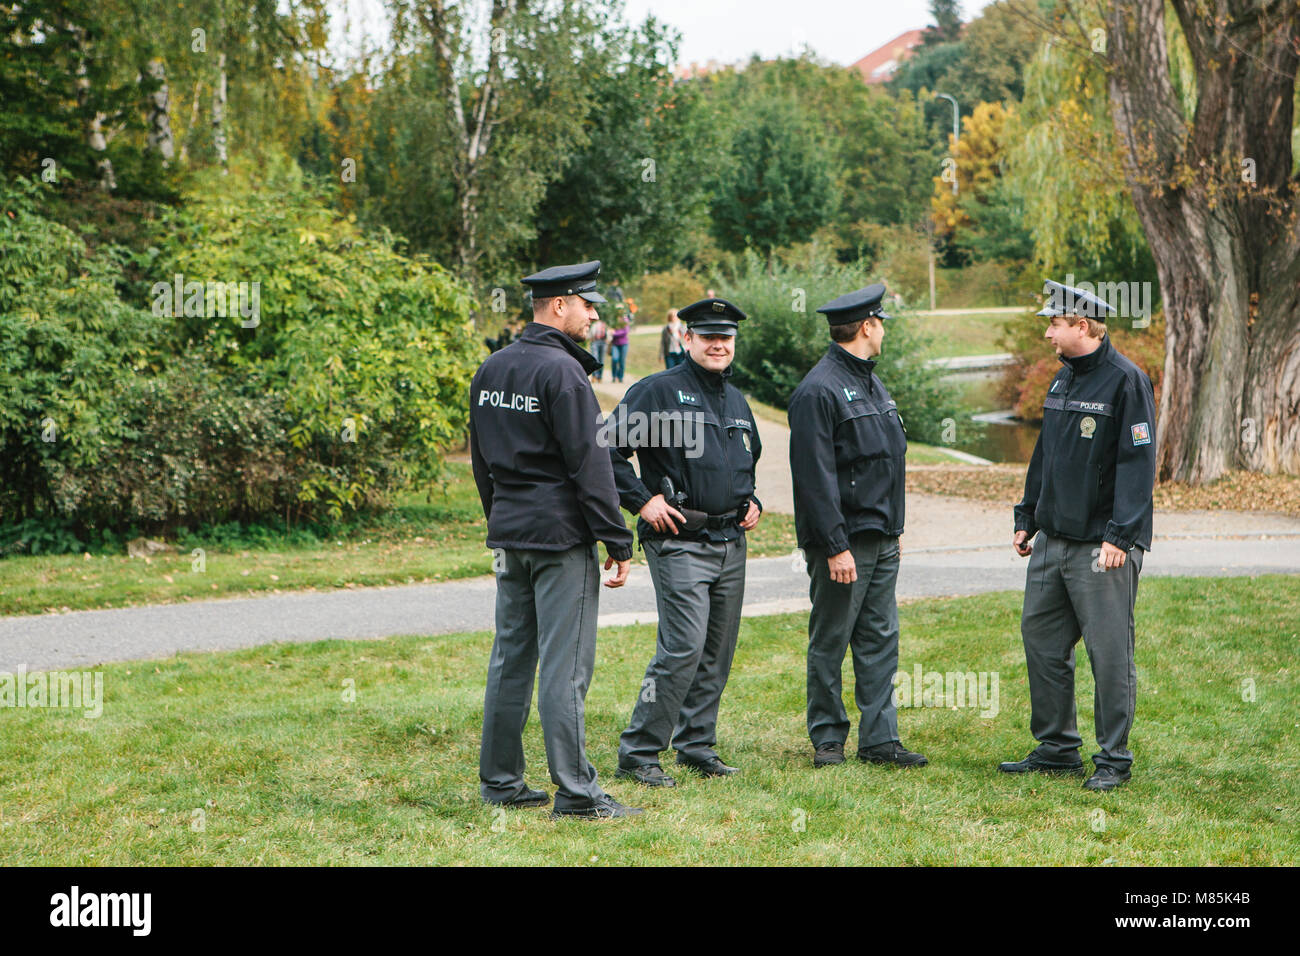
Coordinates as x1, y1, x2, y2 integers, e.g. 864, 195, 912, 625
1131, 422, 1152, 445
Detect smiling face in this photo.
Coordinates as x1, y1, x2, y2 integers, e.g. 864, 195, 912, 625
684, 329, 735, 371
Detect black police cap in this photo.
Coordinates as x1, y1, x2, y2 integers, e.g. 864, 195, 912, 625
815, 283, 892, 325
678, 297, 747, 336
1037, 280, 1115, 320
521, 260, 607, 303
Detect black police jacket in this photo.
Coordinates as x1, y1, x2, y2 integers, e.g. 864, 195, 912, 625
1014, 334, 1156, 551
607, 354, 762, 544
469, 322, 634, 561
787, 344, 906, 554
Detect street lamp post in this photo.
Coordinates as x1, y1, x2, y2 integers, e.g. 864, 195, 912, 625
935, 92, 959, 195
930, 92, 961, 311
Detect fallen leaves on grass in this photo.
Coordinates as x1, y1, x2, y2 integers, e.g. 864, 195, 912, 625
907, 465, 1024, 506
1155, 471, 1300, 517
909, 466, 1300, 516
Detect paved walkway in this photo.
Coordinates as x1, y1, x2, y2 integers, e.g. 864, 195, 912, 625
3, 515, 1297, 672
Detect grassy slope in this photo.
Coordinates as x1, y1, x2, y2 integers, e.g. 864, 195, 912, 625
0, 577, 1294, 865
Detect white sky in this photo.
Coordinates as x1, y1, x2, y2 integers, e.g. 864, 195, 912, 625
622, 0, 1000, 68
327, 0, 1002, 70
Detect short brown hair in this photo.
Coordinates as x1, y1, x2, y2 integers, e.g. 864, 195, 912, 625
532, 293, 580, 315
1057, 314, 1107, 339
829, 319, 865, 343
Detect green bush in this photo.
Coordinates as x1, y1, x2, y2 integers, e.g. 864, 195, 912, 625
0, 177, 166, 528
159, 169, 480, 520
42, 357, 300, 531
1, 170, 482, 551
718, 251, 959, 443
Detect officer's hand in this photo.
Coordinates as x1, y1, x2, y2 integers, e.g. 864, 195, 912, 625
1099, 541, 1127, 569
828, 550, 857, 584
739, 500, 761, 531
604, 555, 630, 588
639, 494, 686, 534
1013, 530, 1034, 557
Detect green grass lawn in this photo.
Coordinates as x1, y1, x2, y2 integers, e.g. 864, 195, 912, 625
905, 311, 1013, 359
1, 576, 1294, 865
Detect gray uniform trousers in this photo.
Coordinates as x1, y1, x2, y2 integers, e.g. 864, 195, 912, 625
806, 531, 901, 751
479, 543, 606, 808
618, 536, 747, 767
1021, 533, 1143, 771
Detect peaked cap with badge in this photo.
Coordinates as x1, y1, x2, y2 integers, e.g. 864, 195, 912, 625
521, 260, 607, 303
1037, 280, 1115, 320
816, 283, 892, 325
678, 297, 748, 336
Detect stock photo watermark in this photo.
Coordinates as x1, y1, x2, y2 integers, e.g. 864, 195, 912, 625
0, 666, 103, 719
596, 409, 706, 459
151, 273, 261, 328
1043, 274, 1152, 328
893, 663, 999, 718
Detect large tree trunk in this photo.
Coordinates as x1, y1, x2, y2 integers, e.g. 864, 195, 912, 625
1106, 0, 1299, 483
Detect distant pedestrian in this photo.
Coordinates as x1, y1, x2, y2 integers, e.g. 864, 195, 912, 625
659, 309, 685, 369
609, 308, 631, 383
589, 314, 609, 381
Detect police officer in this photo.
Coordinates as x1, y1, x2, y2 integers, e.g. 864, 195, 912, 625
1001, 280, 1156, 792
788, 283, 928, 770
469, 259, 642, 820
607, 298, 762, 786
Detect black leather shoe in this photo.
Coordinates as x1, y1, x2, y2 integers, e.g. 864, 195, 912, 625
813, 742, 845, 767
675, 754, 739, 777
998, 751, 1085, 775
615, 764, 677, 787
485, 785, 549, 808
1083, 766, 1131, 791
550, 795, 644, 819
859, 741, 929, 767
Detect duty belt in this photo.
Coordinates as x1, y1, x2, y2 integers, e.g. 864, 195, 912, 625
703, 512, 741, 530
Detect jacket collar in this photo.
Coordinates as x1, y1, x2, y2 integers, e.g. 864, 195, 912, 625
1060, 334, 1111, 375
827, 344, 877, 391
683, 352, 731, 393
521, 321, 601, 375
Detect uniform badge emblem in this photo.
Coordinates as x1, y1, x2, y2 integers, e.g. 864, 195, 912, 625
741, 432, 751, 452
1131, 422, 1151, 445
1080, 416, 1097, 439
